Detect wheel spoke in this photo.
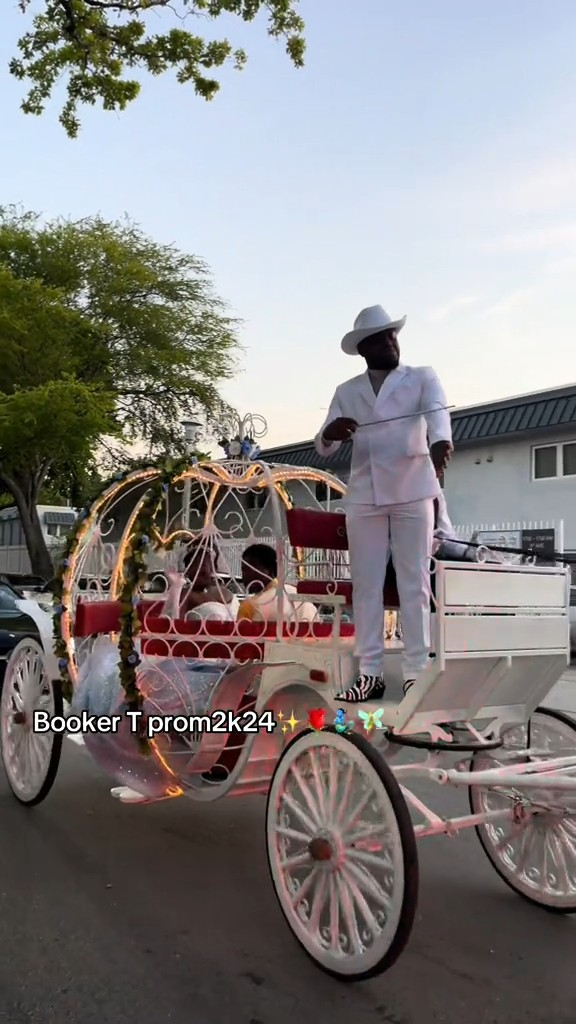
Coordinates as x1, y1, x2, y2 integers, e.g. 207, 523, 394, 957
346, 822, 389, 844
279, 850, 312, 871
335, 872, 363, 955
280, 791, 318, 835
307, 749, 328, 823
288, 763, 323, 828
348, 848, 390, 871
335, 761, 355, 826
328, 874, 340, 953
290, 866, 319, 907
340, 864, 383, 935
275, 825, 311, 843
344, 858, 392, 909
308, 871, 328, 934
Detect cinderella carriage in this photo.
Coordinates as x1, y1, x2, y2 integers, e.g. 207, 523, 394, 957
1, 412, 575, 981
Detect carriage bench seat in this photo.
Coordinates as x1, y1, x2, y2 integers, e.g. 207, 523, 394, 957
72, 600, 355, 661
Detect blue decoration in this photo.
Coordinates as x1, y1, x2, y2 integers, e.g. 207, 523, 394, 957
62, 558, 70, 568
127, 653, 141, 667
334, 708, 354, 734
140, 534, 149, 546
221, 435, 262, 461
58, 658, 68, 670
53, 604, 63, 616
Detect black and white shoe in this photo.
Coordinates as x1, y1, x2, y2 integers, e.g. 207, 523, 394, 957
402, 680, 415, 696
335, 674, 385, 703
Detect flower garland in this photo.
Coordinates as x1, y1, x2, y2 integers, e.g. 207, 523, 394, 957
52, 460, 162, 704
218, 433, 261, 460
52, 458, 190, 738
114, 456, 190, 750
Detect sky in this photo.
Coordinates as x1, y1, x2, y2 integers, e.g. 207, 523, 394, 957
1, 0, 575, 450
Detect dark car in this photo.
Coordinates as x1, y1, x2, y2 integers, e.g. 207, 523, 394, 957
0, 581, 44, 688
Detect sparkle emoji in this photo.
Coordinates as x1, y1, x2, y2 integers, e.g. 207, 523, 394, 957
286, 711, 300, 733
334, 709, 354, 735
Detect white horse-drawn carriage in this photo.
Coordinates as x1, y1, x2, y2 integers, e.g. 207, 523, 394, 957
1, 435, 575, 981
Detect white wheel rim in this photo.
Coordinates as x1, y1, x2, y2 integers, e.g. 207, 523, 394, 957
1, 640, 56, 801
267, 731, 406, 976
473, 711, 576, 908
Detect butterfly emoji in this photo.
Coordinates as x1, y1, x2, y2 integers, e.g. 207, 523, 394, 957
357, 708, 385, 734
333, 709, 354, 735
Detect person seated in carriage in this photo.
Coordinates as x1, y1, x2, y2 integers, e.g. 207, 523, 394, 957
237, 543, 318, 623
163, 537, 240, 621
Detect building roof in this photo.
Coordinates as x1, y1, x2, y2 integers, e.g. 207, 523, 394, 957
260, 383, 576, 469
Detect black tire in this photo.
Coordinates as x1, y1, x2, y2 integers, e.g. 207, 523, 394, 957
0, 638, 64, 806
265, 726, 419, 980
469, 706, 576, 913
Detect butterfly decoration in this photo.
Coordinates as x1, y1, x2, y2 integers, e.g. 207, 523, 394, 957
333, 709, 354, 735
357, 708, 385, 734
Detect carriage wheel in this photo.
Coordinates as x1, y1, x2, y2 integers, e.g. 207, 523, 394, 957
470, 708, 576, 913
265, 728, 419, 980
0, 638, 63, 806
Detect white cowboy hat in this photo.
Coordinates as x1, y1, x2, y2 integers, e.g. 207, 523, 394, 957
341, 304, 407, 355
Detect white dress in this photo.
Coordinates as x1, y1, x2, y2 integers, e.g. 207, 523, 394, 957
162, 573, 240, 620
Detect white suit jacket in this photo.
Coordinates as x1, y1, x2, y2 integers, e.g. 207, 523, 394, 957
315, 364, 452, 506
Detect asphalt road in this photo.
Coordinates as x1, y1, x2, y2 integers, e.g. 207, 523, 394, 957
1, 675, 575, 1024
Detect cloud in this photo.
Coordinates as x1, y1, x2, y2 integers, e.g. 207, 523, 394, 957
480, 222, 576, 254
483, 288, 536, 317
505, 157, 576, 216
427, 296, 479, 322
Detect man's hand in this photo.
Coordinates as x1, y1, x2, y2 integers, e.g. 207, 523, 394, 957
430, 440, 453, 474
322, 417, 358, 442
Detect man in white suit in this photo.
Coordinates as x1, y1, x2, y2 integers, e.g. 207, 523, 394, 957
315, 305, 453, 702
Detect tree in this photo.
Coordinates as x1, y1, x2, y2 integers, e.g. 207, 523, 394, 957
11, 0, 306, 138
0, 206, 241, 577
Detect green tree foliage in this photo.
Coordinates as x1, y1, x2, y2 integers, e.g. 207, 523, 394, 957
0, 206, 241, 577
11, 0, 306, 137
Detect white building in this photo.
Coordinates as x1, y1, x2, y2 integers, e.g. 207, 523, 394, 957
258, 383, 576, 562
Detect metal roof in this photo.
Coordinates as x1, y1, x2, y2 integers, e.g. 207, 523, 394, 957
259, 384, 576, 468
44, 511, 77, 526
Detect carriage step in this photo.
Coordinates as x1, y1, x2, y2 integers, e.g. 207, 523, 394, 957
110, 786, 148, 804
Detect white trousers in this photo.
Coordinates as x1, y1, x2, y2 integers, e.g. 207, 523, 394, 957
346, 499, 435, 682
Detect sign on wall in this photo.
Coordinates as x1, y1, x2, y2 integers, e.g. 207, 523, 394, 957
474, 528, 558, 565
520, 528, 556, 565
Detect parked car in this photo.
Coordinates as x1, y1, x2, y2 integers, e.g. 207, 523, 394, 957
0, 580, 54, 688
570, 587, 576, 655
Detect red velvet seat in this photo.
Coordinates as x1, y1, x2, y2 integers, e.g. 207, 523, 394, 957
286, 508, 401, 608
72, 599, 355, 660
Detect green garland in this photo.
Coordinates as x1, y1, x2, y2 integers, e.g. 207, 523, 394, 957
52, 457, 191, 727
52, 461, 162, 704
115, 456, 190, 751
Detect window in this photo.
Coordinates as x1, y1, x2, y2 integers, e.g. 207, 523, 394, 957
563, 442, 576, 477
0, 583, 19, 611
315, 482, 342, 503
532, 441, 576, 480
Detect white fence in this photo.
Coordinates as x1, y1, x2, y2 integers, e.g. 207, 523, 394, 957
0, 518, 569, 582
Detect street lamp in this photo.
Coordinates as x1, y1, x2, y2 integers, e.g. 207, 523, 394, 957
181, 420, 201, 530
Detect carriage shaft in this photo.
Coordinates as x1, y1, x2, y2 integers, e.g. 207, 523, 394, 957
413, 807, 513, 838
